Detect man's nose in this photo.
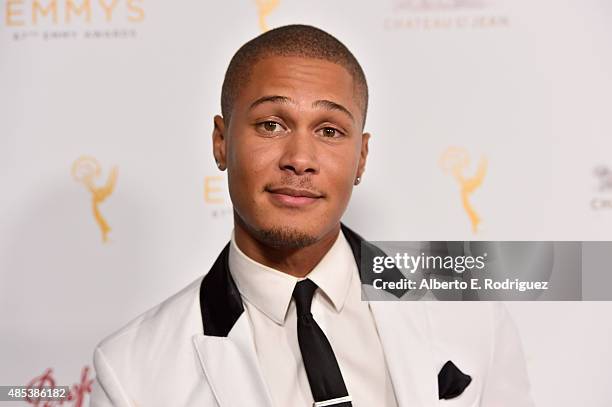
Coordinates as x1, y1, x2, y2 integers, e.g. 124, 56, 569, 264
278, 130, 320, 176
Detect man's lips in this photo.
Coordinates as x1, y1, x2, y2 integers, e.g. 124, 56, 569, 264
266, 187, 323, 207
267, 187, 323, 198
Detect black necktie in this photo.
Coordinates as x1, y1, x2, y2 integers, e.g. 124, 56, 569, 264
292, 279, 353, 407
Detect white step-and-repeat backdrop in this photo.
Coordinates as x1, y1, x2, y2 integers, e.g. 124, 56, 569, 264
1, 0, 611, 405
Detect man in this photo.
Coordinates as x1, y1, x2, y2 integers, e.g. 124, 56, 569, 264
90, 25, 534, 407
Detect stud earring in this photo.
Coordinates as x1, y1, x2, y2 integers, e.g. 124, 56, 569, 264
355, 176, 361, 185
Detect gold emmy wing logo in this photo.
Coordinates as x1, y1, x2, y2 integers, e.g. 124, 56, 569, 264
72, 156, 118, 243
254, 0, 279, 32
439, 147, 487, 233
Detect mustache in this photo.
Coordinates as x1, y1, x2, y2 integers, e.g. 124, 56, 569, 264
263, 175, 325, 197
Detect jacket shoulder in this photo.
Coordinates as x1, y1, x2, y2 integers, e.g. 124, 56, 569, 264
95, 276, 204, 360
91, 276, 221, 405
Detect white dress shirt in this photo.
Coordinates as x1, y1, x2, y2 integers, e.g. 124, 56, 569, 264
228, 228, 399, 407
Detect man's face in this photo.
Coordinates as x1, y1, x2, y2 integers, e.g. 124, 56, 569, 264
213, 56, 369, 247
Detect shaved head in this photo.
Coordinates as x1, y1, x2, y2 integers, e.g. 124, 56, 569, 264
221, 24, 369, 128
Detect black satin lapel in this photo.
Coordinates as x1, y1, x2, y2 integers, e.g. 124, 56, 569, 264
340, 223, 409, 298
438, 360, 472, 400
199, 243, 244, 337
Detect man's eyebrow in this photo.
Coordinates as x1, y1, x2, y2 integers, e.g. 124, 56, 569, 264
249, 95, 355, 123
312, 99, 354, 122
249, 95, 294, 110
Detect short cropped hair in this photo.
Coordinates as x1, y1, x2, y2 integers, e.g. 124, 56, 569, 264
221, 24, 369, 128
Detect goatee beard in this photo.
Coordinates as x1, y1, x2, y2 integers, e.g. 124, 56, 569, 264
256, 226, 318, 249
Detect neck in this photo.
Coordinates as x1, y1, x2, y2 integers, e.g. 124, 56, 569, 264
233, 215, 341, 278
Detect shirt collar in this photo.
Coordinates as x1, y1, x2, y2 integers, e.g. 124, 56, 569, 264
228, 228, 355, 325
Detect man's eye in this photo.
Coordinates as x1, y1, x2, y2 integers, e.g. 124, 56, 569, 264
320, 127, 341, 138
259, 121, 283, 133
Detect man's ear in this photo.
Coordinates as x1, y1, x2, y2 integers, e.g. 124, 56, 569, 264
212, 115, 227, 171
357, 132, 370, 181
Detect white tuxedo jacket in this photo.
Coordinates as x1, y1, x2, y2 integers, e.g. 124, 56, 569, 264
90, 224, 534, 407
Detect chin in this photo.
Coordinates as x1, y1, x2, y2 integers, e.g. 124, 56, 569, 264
254, 224, 319, 249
